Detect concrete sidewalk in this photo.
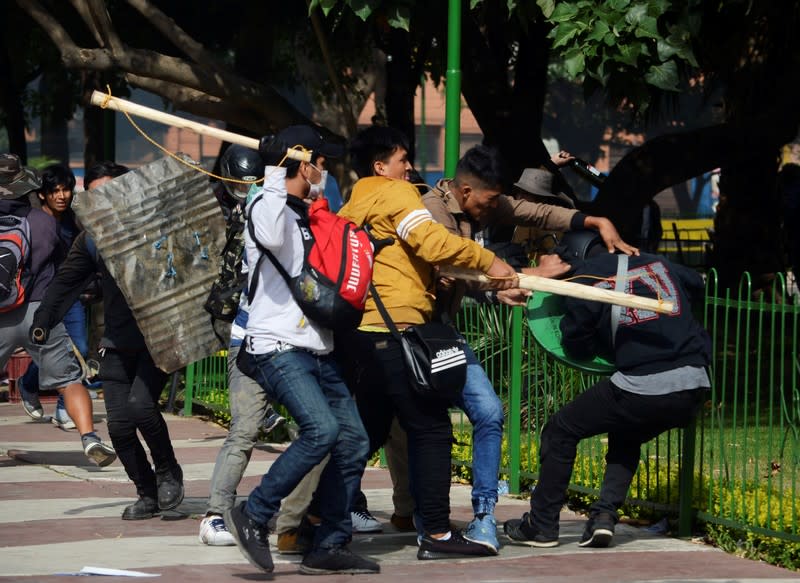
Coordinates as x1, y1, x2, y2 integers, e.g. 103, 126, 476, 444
1, 400, 798, 582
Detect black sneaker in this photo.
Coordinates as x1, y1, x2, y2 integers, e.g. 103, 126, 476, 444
224, 501, 274, 573
156, 465, 184, 511
262, 408, 286, 435
417, 531, 497, 560
503, 512, 559, 548
121, 496, 159, 520
300, 545, 379, 575
579, 512, 615, 548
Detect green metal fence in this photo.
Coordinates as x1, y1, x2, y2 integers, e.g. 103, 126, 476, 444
184, 270, 800, 541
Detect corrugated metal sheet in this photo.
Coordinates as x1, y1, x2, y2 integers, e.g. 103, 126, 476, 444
72, 155, 226, 372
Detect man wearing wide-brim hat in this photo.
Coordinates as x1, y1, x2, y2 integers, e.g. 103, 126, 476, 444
0, 153, 116, 467
512, 167, 577, 209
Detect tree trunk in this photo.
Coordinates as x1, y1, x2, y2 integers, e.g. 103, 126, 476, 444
384, 28, 416, 162
39, 68, 71, 164
0, 29, 28, 161
82, 73, 116, 173
712, 154, 785, 293
460, 10, 551, 179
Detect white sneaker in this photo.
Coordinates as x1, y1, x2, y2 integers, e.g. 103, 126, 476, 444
51, 407, 76, 430
351, 509, 383, 533
199, 514, 236, 546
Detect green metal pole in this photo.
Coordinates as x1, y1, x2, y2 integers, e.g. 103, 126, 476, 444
444, 0, 462, 177
678, 421, 697, 537
509, 306, 523, 494
419, 74, 427, 177
183, 362, 195, 417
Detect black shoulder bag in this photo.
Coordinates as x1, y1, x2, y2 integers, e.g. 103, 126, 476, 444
369, 283, 467, 402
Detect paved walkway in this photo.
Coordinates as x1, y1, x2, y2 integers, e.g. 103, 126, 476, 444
1, 400, 798, 582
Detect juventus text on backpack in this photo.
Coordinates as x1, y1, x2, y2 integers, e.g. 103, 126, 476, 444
248, 196, 390, 330
0, 210, 32, 312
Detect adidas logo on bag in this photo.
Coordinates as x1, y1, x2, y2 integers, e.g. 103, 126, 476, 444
431, 346, 467, 373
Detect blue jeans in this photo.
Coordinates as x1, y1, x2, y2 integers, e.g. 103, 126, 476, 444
21, 301, 87, 408
454, 343, 504, 516
238, 348, 368, 549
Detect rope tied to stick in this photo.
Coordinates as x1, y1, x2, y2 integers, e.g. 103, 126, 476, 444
98, 86, 310, 189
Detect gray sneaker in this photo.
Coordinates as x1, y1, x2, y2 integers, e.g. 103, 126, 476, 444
19, 379, 44, 420
81, 434, 117, 467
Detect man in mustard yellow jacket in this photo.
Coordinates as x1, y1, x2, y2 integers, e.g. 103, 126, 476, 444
338, 126, 516, 560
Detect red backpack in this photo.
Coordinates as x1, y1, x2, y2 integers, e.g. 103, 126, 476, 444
248, 197, 390, 330
0, 211, 32, 313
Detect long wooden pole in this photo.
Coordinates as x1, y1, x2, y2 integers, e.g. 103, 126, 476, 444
439, 265, 674, 314
88, 90, 312, 162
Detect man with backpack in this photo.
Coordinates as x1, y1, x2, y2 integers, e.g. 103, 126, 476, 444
224, 125, 379, 575
0, 153, 115, 467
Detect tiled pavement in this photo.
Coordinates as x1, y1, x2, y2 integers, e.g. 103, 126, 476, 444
1, 401, 798, 582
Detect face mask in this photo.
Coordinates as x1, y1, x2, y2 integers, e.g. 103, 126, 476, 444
307, 168, 328, 200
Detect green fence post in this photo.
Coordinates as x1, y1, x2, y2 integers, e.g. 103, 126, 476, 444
184, 361, 195, 417
509, 305, 522, 494
678, 420, 697, 537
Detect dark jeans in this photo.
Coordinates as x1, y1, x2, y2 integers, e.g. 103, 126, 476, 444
238, 348, 368, 549
530, 379, 705, 537
100, 348, 176, 498
345, 330, 454, 534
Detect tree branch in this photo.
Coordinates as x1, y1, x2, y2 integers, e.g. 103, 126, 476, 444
124, 74, 271, 133
16, 0, 80, 51
66, 0, 105, 47
124, 0, 226, 74
85, 0, 125, 54
307, 1, 357, 135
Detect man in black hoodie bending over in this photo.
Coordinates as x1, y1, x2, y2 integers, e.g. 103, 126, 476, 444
31, 161, 183, 521
504, 230, 711, 549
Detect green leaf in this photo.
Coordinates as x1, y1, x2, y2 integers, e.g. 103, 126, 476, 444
645, 59, 680, 91
386, 4, 411, 31
656, 38, 679, 61
625, 4, 648, 26
552, 22, 580, 48
634, 15, 659, 39
564, 50, 586, 77
616, 42, 643, 65
550, 2, 579, 22
587, 20, 611, 42
471, 0, 484, 9
346, 0, 374, 21
316, 0, 340, 16
608, 0, 631, 11
536, 0, 556, 18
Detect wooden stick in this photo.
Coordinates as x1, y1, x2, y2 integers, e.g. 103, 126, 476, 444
439, 266, 674, 314
88, 90, 312, 162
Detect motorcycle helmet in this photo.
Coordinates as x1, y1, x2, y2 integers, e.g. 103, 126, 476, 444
219, 145, 264, 202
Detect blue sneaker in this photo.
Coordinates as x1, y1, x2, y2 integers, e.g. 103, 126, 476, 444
462, 514, 500, 555
51, 395, 76, 430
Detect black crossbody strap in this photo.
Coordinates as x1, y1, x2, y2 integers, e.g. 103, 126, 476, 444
368, 283, 404, 344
